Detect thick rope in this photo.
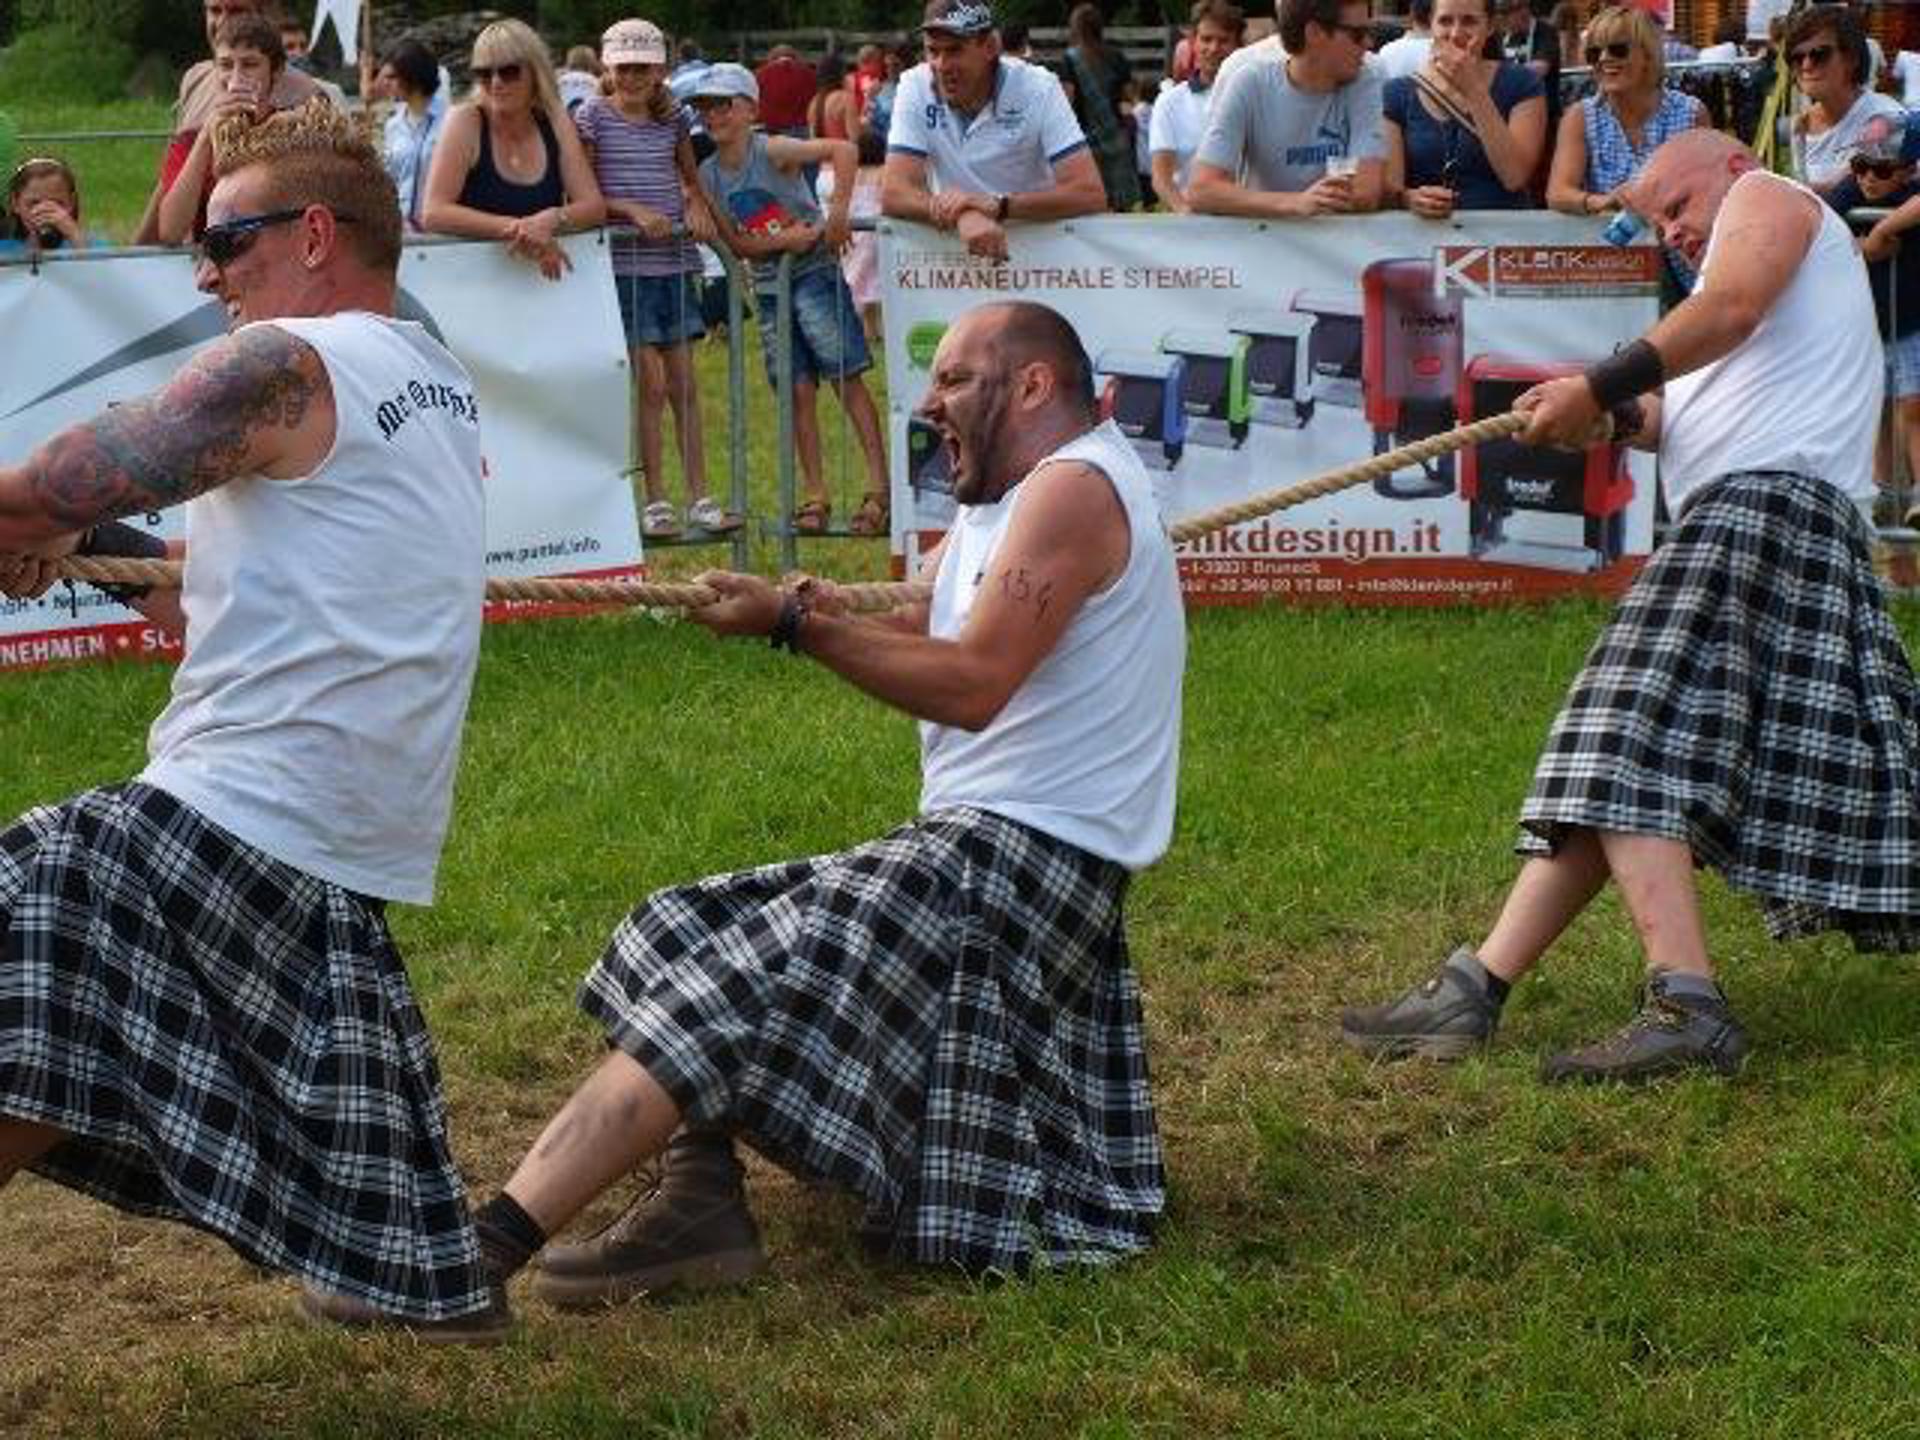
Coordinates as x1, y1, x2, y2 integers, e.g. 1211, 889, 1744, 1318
49, 412, 1533, 609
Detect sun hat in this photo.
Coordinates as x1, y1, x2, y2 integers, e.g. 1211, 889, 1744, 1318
602, 18, 668, 67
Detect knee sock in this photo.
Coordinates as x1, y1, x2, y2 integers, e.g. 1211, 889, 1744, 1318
474, 1192, 548, 1279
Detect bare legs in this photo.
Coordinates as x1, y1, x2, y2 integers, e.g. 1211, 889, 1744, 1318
0, 1118, 64, 1191
633, 342, 709, 509
499, 1050, 682, 1237
790, 375, 889, 515
1478, 827, 1713, 982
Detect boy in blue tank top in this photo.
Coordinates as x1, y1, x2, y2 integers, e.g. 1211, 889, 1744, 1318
690, 63, 892, 537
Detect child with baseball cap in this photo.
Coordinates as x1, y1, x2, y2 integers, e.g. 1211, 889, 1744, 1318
691, 62, 890, 537
576, 18, 737, 538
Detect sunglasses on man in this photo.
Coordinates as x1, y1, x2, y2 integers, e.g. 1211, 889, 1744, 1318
197, 207, 357, 267
1788, 43, 1835, 69
470, 62, 525, 85
1584, 40, 1632, 63
1850, 154, 1910, 181
1322, 19, 1373, 45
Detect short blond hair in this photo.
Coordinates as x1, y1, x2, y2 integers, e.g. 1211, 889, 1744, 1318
1584, 4, 1665, 87
212, 99, 402, 274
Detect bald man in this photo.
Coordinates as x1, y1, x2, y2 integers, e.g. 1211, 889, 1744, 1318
1345, 130, 1919, 1083
374, 300, 1187, 1322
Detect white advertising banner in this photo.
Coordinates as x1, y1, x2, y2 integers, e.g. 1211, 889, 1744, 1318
0, 232, 638, 670
880, 213, 1662, 607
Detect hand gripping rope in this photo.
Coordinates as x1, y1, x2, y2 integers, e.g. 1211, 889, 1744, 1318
49, 412, 1532, 612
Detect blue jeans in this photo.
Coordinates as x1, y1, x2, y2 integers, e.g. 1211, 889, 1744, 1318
616, 272, 705, 348
754, 264, 871, 389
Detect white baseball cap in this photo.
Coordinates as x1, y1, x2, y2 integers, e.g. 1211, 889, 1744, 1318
602, 18, 668, 67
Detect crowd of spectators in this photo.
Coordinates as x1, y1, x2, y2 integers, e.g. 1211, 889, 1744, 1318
13, 0, 1920, 505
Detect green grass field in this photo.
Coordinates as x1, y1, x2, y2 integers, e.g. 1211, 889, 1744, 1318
8, 600, 1920, 1438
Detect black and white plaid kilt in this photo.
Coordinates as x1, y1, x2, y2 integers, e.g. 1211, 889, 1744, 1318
579, 806, 1164, 1273
1520, 472, 1920, 951
0, 782, 490, 1320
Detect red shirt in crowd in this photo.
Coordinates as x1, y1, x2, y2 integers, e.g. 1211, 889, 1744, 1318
755, 54, 818, 131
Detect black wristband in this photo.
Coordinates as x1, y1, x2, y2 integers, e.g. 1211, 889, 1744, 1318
77, 520, 168, 560
1584, 338, 1665, 411
1607, 398, 1647, 443
995, 193, 1011, 222
768, 596, 809, 653
76, 520, 167, 603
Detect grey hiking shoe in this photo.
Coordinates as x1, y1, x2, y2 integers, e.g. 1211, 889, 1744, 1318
1538, 973, 1748, 1085
532, 1161, 766, 1310
1340, 946, 1501, 1060
297, 1266, 512, 1345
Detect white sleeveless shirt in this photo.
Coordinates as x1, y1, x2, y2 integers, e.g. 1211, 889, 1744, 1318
142, 313, 486, 904
1660, 171, 1880, 516
918, 419, 1186, 871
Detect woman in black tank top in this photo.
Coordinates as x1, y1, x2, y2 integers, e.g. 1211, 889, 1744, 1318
419, 18, 605, 279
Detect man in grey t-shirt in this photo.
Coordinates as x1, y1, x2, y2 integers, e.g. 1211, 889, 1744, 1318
1190, 0, 1386, 216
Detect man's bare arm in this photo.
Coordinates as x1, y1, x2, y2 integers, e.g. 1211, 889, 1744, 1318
789, 461, 1128, 729
0, 326, 334, 549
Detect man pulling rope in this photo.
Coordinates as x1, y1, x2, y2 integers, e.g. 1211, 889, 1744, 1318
0, 102, 501, 1337
303, 298, 1188, 1331
1344, 129, 1919, 1084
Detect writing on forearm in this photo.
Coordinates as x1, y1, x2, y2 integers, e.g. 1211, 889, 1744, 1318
26, 326, 319, 528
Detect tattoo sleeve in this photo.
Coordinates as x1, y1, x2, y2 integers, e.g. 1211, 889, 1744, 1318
22, 325, 326, 529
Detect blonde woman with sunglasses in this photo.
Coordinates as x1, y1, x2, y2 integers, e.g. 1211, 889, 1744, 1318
420, 18, 605, 279
1546, 4, 1702, 218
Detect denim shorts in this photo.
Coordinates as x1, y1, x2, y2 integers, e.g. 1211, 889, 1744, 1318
1890, 330, 1920, 400
753, 263, 870, 388
616, 272, 706, 349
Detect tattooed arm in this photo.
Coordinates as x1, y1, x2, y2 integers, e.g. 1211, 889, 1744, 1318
691, 460, 1131, 730
0, 324, 334, 551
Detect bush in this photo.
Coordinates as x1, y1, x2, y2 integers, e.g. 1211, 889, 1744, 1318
19, 0, 140, 31
0, 23, 137, 102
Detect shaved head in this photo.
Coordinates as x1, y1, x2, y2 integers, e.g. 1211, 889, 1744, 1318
972, 301, 1096, 416
1622, 128, 1765, 272
1627, 129, 1757, 217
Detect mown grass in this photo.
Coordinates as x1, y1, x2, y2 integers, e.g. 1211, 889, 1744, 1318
8, 599, 1920, 1438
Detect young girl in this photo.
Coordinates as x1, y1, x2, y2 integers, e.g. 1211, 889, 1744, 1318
2, 157, 87, 255
575, 17, 734, 540
156, 13, 284, 244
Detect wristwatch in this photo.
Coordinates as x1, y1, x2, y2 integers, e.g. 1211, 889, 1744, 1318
994, 193, 1011, 222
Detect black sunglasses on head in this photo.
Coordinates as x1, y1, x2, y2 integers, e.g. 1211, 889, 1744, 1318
197, 207, 357, 267
1789, 42, 1835, 68
1584, 40, 1632, 63
1851, 154, 1908, 180
470, 62, 525, 84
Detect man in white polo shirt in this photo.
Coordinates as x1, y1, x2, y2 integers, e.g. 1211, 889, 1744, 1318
882, 0, 1107, 260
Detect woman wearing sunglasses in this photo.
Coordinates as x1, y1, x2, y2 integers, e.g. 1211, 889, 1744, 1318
1384, 0, 1547, 218
1546, 5, 1702, 220
420, 18, 605, 280
1785, 3, 1902, 194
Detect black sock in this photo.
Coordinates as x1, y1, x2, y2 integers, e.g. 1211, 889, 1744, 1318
474, 1192, 548, 1278
1484, 974, 1511, 1008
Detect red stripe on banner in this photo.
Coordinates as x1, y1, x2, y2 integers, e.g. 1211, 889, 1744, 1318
0, 621, 181, 673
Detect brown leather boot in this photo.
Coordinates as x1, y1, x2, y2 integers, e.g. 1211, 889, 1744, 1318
532, 1129, 766, 1310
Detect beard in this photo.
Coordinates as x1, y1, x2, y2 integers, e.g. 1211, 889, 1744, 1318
947, 376, 1013, 505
